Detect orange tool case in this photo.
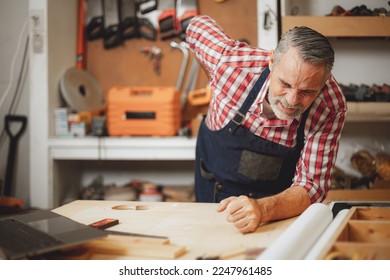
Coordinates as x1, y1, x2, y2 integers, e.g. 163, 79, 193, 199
106, 86, 181, 136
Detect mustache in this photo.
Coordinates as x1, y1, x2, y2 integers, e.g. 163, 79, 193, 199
275, 96, 304, 111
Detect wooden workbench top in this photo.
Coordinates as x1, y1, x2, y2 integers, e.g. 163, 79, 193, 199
53, 200, 295, 260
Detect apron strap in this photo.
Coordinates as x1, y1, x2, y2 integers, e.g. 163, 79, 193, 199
296, 104, 311, 149
230, 67, 270, 133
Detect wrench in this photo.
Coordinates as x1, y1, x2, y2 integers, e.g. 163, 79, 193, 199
180, 42, 199, 112
170, 41, 189, 93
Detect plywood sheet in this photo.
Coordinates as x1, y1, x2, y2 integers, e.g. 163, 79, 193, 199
53, 200, 294, 259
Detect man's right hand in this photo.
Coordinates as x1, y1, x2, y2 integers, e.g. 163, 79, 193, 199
216, 195, 262, 234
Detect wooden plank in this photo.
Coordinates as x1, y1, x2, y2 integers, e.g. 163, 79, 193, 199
372, 179, 390, 189
282, 16, 390, 37
105, 234, 170, 245
325, 189, 390, 202
346, 102, 390, 122
84, 237, 187, 259
352, 207, 390, 220
348, 220, 390, 243
325, 242, 390, 260
317, 207, 390, 259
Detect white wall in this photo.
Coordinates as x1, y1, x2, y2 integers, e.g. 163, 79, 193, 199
0, 0, 30, 206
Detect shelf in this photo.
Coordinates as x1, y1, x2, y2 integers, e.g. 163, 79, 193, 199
282, 16, 390, 37
346, 102, 390, 122
49, 137, 197, 160
49, 102, 390, 161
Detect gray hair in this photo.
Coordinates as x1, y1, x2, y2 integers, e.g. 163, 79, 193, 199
274, 26, 334, 77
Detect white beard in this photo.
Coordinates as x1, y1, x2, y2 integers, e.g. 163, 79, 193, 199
268, 93, 305, 120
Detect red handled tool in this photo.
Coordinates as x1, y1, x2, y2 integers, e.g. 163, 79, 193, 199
76, 0, 87, 69
157, 0, 177, 40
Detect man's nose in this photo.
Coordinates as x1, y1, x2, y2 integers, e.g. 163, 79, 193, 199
284, 90, 301, 106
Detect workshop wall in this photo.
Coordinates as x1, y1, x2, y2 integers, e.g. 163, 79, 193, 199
86, 0, 258, 96
0, 0, 30, 206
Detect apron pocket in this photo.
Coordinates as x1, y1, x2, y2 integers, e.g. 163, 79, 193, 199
238, 149, 284, 181
200, 159, 215, 180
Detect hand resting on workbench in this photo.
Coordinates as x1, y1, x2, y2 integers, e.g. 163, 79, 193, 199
217, 187, 310, 234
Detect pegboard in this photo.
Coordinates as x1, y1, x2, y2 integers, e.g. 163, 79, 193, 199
86, 0, 258, 97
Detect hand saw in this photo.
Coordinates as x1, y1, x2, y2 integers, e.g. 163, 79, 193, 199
138, 0, 157, 14
157, 0, 177, 40
176, 0, 199, 39
86, 0, 105, 40
135, 3, 158, 41
119, 0, 138, 39
103, 0, 122, 49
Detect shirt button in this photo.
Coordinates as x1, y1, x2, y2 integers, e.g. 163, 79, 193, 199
215, 183, 222, 191
248, 192, 254, 198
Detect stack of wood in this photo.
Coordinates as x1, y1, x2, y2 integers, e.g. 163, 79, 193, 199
82, 234, 187, 259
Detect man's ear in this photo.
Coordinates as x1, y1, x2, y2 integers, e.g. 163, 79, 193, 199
268, 49, 274, 71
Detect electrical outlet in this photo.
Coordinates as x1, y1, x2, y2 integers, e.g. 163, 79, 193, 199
32, 33, 44, 53
30, 10, 44, 53
30, 10, 44, 32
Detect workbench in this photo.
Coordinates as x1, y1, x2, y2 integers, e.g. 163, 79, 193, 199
53, 200, 295, 260
52, 196, 390, 260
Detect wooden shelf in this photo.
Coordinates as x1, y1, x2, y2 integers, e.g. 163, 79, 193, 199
346, 102, 390, 122
282, 16, 390, 37
322, 207, 390, 260
49, 137, 197, 160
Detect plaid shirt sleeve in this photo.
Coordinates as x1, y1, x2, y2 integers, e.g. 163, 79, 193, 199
186, 15, 238, 81
294, 76, 347, 203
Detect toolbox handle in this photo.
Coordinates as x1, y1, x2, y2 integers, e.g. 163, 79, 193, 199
124, 111, 155, 119
187, 87, 212, 106
129, 88, 155, 96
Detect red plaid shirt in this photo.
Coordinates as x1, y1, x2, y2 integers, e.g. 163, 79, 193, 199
186, 15, 347, 203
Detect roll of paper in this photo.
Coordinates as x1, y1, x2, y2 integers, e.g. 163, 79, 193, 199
257, 203, 333, 260
304, 209, 349, 259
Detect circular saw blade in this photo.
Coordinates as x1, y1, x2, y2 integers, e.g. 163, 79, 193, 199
60, 67, 104, 112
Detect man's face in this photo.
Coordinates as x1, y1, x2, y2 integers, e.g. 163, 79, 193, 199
268, 47, 327, 120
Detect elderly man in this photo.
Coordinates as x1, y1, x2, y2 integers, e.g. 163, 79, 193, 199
186, 15, 346, 233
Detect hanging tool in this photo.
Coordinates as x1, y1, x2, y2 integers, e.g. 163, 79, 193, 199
137, 0, 157, 14
170, 41, 189, 92
120, 0, 157, 41
140, 46, 163, 75
76, 0, 87, 69
135, 0, 158, 40
86, 0, 105, 40
60, 67, 104, 112
119, 0, 138, 40
158, 0, 177, 40
103, 0, 122, 49
180, 42, 199, 112
60, 0, 105, 122
3, 115, 27, 198
136, 15, 157, 40
176, 0, 199, 39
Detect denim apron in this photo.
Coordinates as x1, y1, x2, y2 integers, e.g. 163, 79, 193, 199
194, 68, 310, 202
